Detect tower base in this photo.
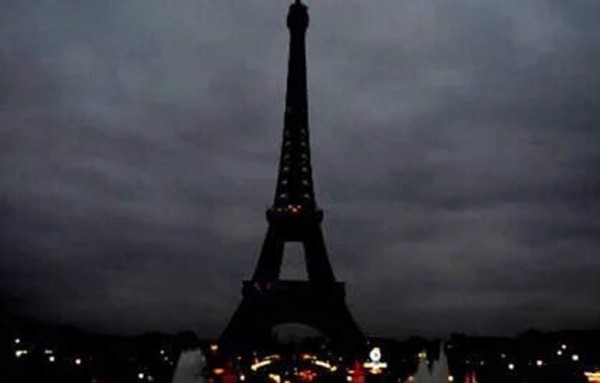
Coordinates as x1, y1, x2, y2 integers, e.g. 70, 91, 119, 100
219, 280, 364, 356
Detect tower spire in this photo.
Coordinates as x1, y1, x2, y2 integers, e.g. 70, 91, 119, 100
273, 0, 316, 213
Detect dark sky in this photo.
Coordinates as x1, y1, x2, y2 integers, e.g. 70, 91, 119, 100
1, 0, 599, 338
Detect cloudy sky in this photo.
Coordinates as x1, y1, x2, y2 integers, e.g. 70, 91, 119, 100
1, 0, 599, 338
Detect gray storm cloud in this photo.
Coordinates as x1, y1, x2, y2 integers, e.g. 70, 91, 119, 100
1, 0, 599, 337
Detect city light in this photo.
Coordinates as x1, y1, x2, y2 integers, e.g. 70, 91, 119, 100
364, 347, 388, 373
314, 360, 335, 371
297, 370, 316, 382
5, 332, 596, 383
250, 360, 272, 371
585, 371, 600, 383
210, 344, 219, 352
14, 338, 21, 344
370, 347, 382, 362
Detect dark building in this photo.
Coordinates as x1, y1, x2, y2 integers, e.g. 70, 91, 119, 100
218, 0, 364, 356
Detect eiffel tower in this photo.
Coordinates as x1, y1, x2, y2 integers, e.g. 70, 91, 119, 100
219, 0, 364, 354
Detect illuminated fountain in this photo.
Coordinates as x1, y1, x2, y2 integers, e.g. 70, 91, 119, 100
410, 346, 452, 383
411, 352, 431, 383
172, 348, 208, 383
430, 346, 450, 383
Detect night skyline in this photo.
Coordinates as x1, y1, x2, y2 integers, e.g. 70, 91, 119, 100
1, 0, 599, 339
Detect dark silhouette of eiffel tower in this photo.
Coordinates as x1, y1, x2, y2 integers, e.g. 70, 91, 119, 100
219, 0, 364, 354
